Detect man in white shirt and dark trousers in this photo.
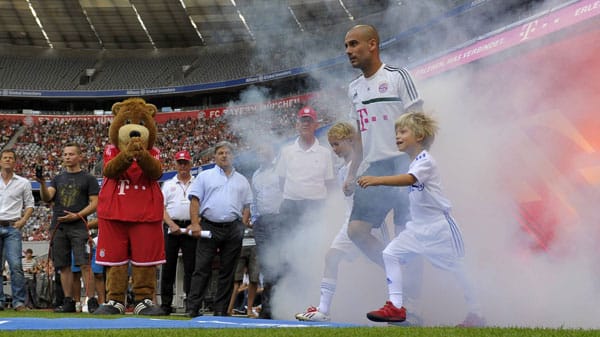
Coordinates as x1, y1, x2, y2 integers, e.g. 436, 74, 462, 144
276, 106, 335, 240
185, 141, 253, 318
0, 149, 34, 311
160, 150, 197, 314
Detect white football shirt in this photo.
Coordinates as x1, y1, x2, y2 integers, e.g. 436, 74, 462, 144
348, 64, 421, 164
407, 150, 452, 223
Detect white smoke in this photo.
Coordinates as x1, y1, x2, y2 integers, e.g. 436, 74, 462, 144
216, 0, 600, 329
411, 28, 600, 328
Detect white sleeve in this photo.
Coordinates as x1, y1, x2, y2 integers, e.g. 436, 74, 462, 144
408, 155, 434, 185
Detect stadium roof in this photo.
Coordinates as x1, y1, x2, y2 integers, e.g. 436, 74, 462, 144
0, 0, 428, 50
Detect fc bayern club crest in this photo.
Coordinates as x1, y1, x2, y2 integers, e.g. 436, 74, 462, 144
379, 82, 388, 93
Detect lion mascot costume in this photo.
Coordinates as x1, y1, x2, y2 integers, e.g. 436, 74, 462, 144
94, 97, 165, 315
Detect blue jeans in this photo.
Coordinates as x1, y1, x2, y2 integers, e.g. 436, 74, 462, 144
0, 226, 26, 308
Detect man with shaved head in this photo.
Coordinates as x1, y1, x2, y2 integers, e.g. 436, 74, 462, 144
343, 24, 423, 322
295, 25, 425, 324
344, 25, 383, 77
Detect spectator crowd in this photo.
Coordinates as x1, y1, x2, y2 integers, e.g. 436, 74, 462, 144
1, 94, 341, 319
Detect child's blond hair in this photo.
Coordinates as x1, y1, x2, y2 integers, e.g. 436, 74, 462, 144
395, 112, 439, 150
327, 121, 356, 140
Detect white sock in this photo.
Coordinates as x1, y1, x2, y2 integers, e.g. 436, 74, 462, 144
318, 278, 336, 314
383, 252, 403, 308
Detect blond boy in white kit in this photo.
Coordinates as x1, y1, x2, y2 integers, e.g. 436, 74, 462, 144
358, 112, 485, 327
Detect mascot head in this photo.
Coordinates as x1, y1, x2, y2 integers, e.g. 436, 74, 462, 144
110, 97, 158, 151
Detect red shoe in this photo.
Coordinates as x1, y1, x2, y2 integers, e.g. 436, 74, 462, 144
456, 313, 486, 327
366, 301, 406, 322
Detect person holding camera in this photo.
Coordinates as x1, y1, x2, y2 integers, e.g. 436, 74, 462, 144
0, 149, 35, 311
37, 143, 99, 313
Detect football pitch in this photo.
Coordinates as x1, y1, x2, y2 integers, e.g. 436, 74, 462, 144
0, 311, 597, 337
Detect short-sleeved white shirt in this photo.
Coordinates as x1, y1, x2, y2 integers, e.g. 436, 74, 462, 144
276, 137, 334, 200
348, 64, 421, 164
407, 150, 452, 224
161, 175, 194, 221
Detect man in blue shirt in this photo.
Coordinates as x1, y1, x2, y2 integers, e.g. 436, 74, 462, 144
185, 141, 253, 318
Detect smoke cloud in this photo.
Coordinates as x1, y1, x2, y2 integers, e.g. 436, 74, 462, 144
218, 0, 600, 328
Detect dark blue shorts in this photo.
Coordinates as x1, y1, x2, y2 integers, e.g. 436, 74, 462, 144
350, 155, 411, 228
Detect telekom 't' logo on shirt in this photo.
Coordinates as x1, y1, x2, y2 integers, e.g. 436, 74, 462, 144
118, 179, 131, 195
117, 179, 149, 195
358, 108, 389, 132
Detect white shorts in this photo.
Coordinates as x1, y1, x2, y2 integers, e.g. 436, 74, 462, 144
330, 220, 391, 262
383, 214, 465, 271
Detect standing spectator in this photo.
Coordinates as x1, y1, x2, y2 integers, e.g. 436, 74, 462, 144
227, 227, 259, 318
276, 106, 335, 233
0, 149, 34, 311
80, 218, 104, 313
22, 248, 39, 309
70, 232, 103, 313
275, 106, 335, 316
276, 106, 335, 236
34, 257, 55, 309
250, 143, 283, 319
37, 143, 99, 313
185, 141, 253, 318
160, 150, 197, 315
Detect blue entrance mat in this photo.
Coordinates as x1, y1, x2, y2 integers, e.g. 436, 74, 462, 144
0, 316, 359, 330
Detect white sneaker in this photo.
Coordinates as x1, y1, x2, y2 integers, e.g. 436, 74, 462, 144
81, 297, 89, 313
75, 302, 82, 313
295, 306, 330, 322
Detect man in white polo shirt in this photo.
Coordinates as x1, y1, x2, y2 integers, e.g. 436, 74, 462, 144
273, 107, 335, 317
160, 150, 197, 315
277, 106, 335, 225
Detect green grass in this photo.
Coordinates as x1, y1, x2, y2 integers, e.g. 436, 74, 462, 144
0, 310, 598, 337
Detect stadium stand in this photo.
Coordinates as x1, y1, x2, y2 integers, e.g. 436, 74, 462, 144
85, 53, 199, 90
21, 205, 52, 242
0, 52, 97, 90
13, 119, 107, 179
0, 119, 22, 150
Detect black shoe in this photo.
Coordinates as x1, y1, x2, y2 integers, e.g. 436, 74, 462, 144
93, 300, 125, 315
87, 298, 99, 313
54, 298, 76, 313
186, 309, 201, 318
160, 305, 173, 315
259, 311, 272, 319
134, 299, 165, 316
213, 311, 229, 317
